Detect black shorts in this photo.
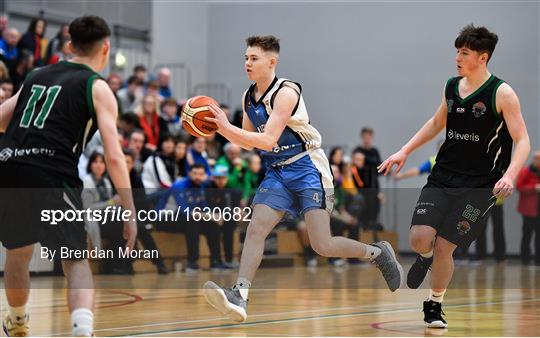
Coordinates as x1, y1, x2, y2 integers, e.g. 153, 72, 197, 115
411, 166, 497, 248
0, 164, 87, 254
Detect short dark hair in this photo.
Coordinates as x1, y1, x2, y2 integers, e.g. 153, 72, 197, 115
454, 24, 498, 62
190, 163, 206, 171
69, 15, 110, 56
246, 35, 280, 54
120, 113, 142, 129
123, 148, 135, 160
127, 75, 143, 86
361, 127, 374, 135
133, 64, 147, 73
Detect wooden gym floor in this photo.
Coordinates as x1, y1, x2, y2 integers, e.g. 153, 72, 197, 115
1, 259, 539, 337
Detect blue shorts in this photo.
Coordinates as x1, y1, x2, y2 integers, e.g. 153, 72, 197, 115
252, 148, 334, 217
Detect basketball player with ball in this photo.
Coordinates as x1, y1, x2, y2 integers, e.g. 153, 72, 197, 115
192, 35, 404, 323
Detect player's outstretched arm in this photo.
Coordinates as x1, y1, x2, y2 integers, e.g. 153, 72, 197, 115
0, 86, 22, 133
492, 83, 530, 198
378, 87, 447, 176
93, 79, 137, 249
206, 87, 297, 152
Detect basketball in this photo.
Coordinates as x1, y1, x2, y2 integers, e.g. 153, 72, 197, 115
181, 96, 219, 137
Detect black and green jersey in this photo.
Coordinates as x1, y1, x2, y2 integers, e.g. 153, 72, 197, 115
0, 61, 101, 182
436, 74, 512, 181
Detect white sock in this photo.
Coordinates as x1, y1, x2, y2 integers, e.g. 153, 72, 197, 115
421, 250, 434, 259
363, 244, 382, 259
428, 289, 446, 303
234, 277, 251, 301
71, 308, 93, 337
8, 305, 27, 323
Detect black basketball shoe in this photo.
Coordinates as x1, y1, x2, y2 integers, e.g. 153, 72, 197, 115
423, 300, 447, 328
407, 254, 433, 289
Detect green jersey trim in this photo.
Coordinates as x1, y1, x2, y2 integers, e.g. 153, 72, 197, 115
454, 74, 495, 104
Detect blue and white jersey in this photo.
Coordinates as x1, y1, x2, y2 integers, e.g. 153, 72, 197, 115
243, 77, 322, 167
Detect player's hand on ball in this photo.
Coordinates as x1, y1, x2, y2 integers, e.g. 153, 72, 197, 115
493, 176, 514, 198
206, 104, 231, 131
123, 219, 138, 251
378, 149, 408, 176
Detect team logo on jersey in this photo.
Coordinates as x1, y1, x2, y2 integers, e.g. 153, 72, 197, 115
472, 101, 487, 118
446, 99, 454, 113
0, 148, 13, 161
457, 220, 471, 236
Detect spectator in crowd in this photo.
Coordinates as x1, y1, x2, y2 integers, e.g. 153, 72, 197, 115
146, 80, 163, 102
18, 17, 46, 66
107, 73, 122, 94
118, 112, 142, 140
206, 132, 224, 161
107, 73, 124, 114
156, 164, 223, 272
126, 129, 150, 174
124, 149, 169, 274
231, 107, 243, 129
117, 75, 143, 114
81, 152, 112, 251
338, 155, 365, 265
45, 24, 69, 63
82, 152, 133, 274
10, 50, 34, 91
0, 86, 5, 104
47, 39, 72, 64
216, 142, 247, 190
159, 97, 182, 138
0, 62, 9, 81
206, 164, 236, 269
241, 153, 263, 207
142, 135, 176, 197
0, 14, 8, 36
174, 138, 189, 178
186, 137, 211, 175
0, 79, 14, 99
516, 150, 540, 266
157, 67, 172, 98
329, 146, 345, 183
352, 128, 384, 230
0, 27, 20, 69
137, 94, 161, 150
133, 64, 147, 83
474, 198, 506, 264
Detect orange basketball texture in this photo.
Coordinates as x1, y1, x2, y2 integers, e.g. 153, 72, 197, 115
181, 96, 219, 137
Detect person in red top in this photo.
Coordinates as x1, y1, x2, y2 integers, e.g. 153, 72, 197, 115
17, 17, 46, 66
137, 94, 161, 150
516, 150, 540, 265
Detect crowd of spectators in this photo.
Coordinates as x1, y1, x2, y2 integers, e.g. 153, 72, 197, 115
2, 15, 539, 274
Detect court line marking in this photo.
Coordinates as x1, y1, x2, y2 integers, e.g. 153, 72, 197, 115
41, 295, 488, 336
123, 297, 540, 336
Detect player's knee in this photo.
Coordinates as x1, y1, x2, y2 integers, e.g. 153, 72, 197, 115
245, 222, 269, 241
311, 240, 332, 257
409, 233, 432, 253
